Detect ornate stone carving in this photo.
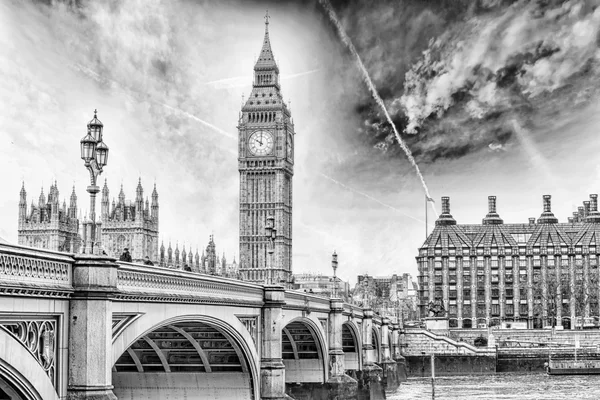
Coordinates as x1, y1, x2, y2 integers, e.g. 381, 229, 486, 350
0, 253, 71, 285
0, 319, 57, 387
237, 316, 258, 345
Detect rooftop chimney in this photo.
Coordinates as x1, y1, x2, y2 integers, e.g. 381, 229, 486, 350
529, 217, 536, 225
538, 194, 558, 224
568, 217, 574, 223
543, 195, 551, 213
489, 196, 496, 214
483, 195, 503, 225
578, 206, 584, 219
436, 196, 456, 226
573, 211, 580, 223
442, 197, 450, 214
584, 201, 590, 218
586, 194, 600, 222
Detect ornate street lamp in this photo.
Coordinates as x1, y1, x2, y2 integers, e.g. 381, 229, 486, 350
79, 109, 109, 254
332, 250, 338, 298
265, 215, 276, 285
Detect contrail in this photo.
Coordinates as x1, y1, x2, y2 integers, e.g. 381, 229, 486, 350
318, 0, 438, 217
511, 120, 555, 186
319, 172, 425, 223
204, 69, 320, 88
158, 102, 237, 141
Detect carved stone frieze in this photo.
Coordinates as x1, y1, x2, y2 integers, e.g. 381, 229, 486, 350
237, 315, 259, 346
0, 318, 57, 387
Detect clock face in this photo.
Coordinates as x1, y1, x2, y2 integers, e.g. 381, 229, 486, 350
248, 130, 274, 156
287, 134, 293, 159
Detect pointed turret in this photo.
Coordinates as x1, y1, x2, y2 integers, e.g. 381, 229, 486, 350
160, 241, 165, 267
39, 187, 46, 208
69, 186, 77, 219
167, 242, 173, 266
174, 243, 180, 268
101, 179, 109, 220
19, 182, 27, 223
182, 245, 187, 268
254, 11, 279, 78
118, 184, 125, 204
151, 183, 159, 221
145, 197, 150, 218
195, 248, 200, 272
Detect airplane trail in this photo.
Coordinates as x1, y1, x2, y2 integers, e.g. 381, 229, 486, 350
319, 172, 425, 223
318, 0, 438, 217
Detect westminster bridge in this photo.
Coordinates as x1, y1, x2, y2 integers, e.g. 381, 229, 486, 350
0, 242, 405, 400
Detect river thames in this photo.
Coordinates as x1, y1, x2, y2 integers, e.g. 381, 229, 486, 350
387, 373, 600, 400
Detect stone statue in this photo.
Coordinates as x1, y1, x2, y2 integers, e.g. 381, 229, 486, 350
427, 300, 445, 317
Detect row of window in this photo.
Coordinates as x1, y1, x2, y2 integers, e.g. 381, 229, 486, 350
419, 246, 597, 257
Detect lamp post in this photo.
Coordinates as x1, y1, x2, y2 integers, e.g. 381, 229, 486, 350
332, 251, 338, 298
79, 110, 109, 255
265, 215, 276, 285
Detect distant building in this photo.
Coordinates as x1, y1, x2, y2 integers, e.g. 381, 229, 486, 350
417, 194, 600, 329
292, 273, 349, 298
99, 179, 159, 263
18, 182, 80, 252
158, 235, 238, 278
353, 273, 419, 321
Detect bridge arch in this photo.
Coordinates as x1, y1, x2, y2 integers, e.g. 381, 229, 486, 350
0, 328, 59, 400
112, 314, 259, 400
282, 316, 328, 383
342, 321, 362, 371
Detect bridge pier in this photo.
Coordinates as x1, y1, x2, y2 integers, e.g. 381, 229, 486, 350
326, 298, 358, 400
261, 286, 288, 400
359, 309, 384, 399
67, 255, 118, 400
391, 323, 408, 383
380, 318, 399, 389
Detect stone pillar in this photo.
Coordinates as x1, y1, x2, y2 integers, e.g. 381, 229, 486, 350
381, 317, 391, 361
362, 309, 376, 366
379, 317, 398, 389
541, 255, 548, 326
261, 286, 286, 400
556, 254, 562, 327
470, 255, 477, 324
67, 254, 118, 400
527, 254, 534, 329
327, 298, 357, 399
359, 308, 383, 399
390, 323, 400, 360
569, 252, 576, 330
442, 256, 449, 315
513, 254, 520, 321
484, 255, 491, 326
456, 256, 463, 328
499, 255, 506, 321
584, 252, 590, 318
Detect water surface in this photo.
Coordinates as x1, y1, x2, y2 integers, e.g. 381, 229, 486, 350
387, 373, 600, 400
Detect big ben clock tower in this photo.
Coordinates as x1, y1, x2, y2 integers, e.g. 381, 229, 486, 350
238, 13, 294, 286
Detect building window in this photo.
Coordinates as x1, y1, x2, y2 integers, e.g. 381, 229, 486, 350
491, 304, 500, 315
464, 289, 471, 298
449, 305, 457, 315
506, 288, 513, 297
491, 259, 499, 268
520, 303, 528, 314
492, 288, 499, 297
506, 304, 514, 315
449, 290, 457, 298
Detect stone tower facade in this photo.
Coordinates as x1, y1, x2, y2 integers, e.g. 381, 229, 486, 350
99, 179, 159, 263
238, 15, 294, 285
18, 182, 80, 252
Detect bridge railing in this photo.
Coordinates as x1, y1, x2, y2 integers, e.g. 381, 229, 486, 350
116, 261, 265, 306
284, 289, 331, 313
343, 303, 364, 319
0, 242, 74, 296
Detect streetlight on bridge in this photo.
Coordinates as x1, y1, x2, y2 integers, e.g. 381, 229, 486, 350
331, 250, 338, 298
79, 110, 109, 254
265, 215, 276, 285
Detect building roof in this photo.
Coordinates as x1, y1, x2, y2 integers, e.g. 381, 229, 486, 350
421, 194, 600, 253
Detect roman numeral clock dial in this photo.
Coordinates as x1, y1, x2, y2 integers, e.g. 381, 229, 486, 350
248, 130, 274, 156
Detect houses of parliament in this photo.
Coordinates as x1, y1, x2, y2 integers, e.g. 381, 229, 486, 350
17, 16, 293, 284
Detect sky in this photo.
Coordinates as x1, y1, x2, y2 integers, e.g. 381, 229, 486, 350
2, 0, 600, 283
